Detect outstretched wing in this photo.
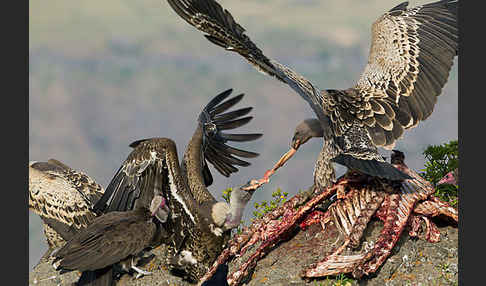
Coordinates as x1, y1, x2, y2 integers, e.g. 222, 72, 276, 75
167, 0, 279, 81
167, 0, 458, 151
166, 0, 327, 120
29, 160, 104, 241
93, 138, 175, 213
333, 0, 458, 148
199, 88, 262, 178
93, 137, 200, 238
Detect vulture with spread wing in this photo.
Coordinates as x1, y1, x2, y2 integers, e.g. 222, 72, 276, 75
166, 0, 458, 190
52, 89, 262, 283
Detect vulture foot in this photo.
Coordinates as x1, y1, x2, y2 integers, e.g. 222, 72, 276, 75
131, 257, 152, 279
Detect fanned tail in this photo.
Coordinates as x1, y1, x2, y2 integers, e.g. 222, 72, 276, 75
332, 154, 413, 181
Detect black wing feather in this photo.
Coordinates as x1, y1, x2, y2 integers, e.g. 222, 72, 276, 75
332, 154, 412, 181
93, 139, 173, 214
198, 90, 262, 179
213, 107, 252, 122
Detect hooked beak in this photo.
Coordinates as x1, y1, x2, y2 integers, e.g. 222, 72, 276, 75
291, 138, 301, 150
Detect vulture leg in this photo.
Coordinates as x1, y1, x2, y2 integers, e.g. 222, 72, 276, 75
131, 256, 153, 279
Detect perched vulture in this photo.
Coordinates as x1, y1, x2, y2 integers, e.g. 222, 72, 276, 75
29, 159, 104, 258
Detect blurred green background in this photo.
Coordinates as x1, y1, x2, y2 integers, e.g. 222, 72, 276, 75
29, 0, 457, 270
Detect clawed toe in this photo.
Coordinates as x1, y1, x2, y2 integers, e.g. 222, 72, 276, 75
131, 257, 152, 279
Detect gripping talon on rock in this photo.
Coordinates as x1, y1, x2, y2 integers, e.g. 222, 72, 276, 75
131, 257, 152, 279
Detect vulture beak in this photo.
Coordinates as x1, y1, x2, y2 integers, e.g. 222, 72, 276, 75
291, 138, 301, 150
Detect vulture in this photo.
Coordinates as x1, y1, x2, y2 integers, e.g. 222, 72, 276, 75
52, 89, 263, 283
166, 0, 458, 190
29, 159, 104, 258
29, 159, 123, 285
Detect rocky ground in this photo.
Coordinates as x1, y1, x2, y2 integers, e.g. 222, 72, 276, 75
29, 217, 458, 286
236, 220, 458, 286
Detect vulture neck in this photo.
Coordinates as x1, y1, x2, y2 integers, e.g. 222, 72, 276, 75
314, 140, 337, 190
224, 189, 249, 229
164, 140, 201, 222
182, 126, 217, 204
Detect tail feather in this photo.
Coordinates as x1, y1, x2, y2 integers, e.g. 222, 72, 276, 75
332, 154, 413, 181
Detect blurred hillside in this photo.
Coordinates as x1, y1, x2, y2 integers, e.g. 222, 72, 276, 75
29, 0, 457, 270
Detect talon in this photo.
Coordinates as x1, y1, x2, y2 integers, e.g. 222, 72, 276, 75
132, 266, 152, 278
131, 257, 152, 278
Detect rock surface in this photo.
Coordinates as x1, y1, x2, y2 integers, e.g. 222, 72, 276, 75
236, 220, 458, 286
29, 218, 458, 286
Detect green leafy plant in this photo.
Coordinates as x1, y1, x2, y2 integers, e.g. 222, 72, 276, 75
420, 140, 458, 207
333, 273, 355, 286
252, 188, 289, 220
221, 187, 233, 204
220, 187, 289, 234
315, 273, 355, 286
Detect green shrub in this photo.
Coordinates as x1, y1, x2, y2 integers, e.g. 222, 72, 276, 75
420, 140, 458, 207
252, 188, 289, 220
221, 187, 233, 204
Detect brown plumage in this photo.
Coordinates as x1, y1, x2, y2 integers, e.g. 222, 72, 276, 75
29, 159, 113, 285
29, 159, 104, 254
53, 208, 157, 272
166, 0, 458, 182
54, 89, 262, 283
